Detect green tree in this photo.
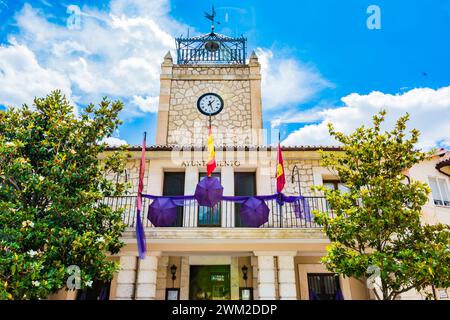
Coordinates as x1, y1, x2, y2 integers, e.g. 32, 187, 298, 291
314, 111, 450, 300
0, 91, 129, 300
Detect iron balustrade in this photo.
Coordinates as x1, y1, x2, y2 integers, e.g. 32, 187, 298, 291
100, 196, 334, 229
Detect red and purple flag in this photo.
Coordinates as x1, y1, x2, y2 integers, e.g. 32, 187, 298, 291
136, 132, 147, 260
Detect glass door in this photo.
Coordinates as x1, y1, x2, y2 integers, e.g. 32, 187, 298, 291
189, 265, 231, 300
163, 172, 185, 227
198, 173, 221, 227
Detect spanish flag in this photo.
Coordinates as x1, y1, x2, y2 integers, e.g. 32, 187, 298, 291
206, 125, 216, 177
276, 138, 285, 193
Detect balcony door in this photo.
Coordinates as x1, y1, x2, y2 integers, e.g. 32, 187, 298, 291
163, 172, 185, 227
198, 173, 221, 227
234, 172, 256, 227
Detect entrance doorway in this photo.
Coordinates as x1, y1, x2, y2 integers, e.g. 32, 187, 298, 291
189, 265, 231, 300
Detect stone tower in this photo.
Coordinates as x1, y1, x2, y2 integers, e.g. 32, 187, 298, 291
155, 32, 263, 146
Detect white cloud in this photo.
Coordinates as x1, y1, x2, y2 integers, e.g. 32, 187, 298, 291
283, 86, 450, 150
1, 1, 327, 123
442, 139, 450, 148
101, 136, 128, 147
256, 47, 333, 111
0, 42, 72, 107
0, 0, 184, 114
132, 95, 159, 113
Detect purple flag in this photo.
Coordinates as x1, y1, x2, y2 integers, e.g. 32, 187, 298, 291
136, 132, 147, 259
293, 199, 313, 221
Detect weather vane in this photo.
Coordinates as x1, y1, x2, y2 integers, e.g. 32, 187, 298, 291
204, 5, 221, 32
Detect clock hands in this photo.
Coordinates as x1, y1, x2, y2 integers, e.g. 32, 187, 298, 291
197, 93, 223, 116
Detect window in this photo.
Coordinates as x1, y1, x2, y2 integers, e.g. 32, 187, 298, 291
323, 180, 349, 193
428, 177, 450, 207
198, 173, 221, 227
234, 172, 256, 227
307, 274, 342, 300
163, 172, 185, 226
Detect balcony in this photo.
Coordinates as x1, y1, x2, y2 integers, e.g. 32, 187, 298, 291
101, 196, 332, 229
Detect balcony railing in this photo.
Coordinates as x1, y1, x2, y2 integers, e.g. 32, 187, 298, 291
101, 196, 333, 229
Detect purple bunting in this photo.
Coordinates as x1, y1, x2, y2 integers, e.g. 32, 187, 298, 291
239, 197, 270, 227
293, 199, 313, 221
143, 192, 307, 205
194, 176, 224, 207
147, 198, 178, 227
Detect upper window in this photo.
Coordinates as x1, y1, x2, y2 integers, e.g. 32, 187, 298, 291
428, 177, 450, 207
323, 180, 349, 193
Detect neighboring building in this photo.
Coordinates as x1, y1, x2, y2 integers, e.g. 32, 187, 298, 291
400, 149, 450, 300
67, 27, 449, 301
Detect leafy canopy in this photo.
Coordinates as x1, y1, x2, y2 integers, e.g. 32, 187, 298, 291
314, 111, 450, 300
0, 91, 129, 300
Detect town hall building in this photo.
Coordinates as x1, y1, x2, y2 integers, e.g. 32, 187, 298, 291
62, 24, 450, 301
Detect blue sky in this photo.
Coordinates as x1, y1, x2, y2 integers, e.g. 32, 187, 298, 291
0, 0, 449, 148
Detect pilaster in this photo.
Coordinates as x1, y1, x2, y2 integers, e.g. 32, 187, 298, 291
277, 252, 298, 300
135, 252, 161, 300
115, 255, 137, 300
254, 252, 276, 300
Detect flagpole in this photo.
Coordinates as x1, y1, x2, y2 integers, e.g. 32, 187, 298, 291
278, 131, 283, 227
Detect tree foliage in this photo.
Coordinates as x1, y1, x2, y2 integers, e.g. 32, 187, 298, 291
314, 111, 450, 300
0, 91, 129, 299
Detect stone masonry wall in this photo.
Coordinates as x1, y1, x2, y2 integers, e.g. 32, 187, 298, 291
167, 66, 253, 146
271, 159, 320, 196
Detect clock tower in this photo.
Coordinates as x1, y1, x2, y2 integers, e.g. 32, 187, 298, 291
155, 26, 263, 146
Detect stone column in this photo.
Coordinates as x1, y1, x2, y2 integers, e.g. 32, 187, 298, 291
155, 256, 169, 300
249, 51, 263, 145
115, 255, 137, 300
135, 252, 161, 300
156, 51, 173, 145
251, 256, 259, 300
230, 257, 239, 300
254, 252, 276, 300
277, 252, 297, 300
179, 257, 190, 300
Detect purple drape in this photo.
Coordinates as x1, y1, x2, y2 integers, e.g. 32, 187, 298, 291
142, 192, 308, 204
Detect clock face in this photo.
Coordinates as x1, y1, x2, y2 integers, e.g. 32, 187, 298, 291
197, 93, 224, 116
